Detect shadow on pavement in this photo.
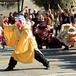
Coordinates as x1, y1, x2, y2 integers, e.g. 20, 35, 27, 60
0, 67, 47, 72
58, 56, 76, 70
41, 49, 76, 71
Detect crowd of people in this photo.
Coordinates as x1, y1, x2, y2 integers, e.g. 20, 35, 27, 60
0, 5, 76, 49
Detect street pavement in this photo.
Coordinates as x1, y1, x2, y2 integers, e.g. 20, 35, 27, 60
0, 46, 76, 76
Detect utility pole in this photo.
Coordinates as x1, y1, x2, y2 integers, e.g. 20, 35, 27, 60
21, 0, 24, 11
18, 0, 20, 13
48, 3, 50, 10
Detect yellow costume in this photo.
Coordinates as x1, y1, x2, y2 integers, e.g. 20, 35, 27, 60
4, 15, 49, 71
4, 24, 39, 64
4, 24, 20, 46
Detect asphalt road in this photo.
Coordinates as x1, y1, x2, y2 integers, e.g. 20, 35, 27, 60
0, 47, 76, 76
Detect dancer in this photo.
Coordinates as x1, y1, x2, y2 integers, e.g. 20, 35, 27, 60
3, 14, 49, 71
57, 23, 76, 50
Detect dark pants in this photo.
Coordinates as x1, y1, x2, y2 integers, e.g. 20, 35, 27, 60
7, 50, 49, 69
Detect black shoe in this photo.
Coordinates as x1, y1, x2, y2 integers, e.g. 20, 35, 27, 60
44, 61, 50, 69
4, 67, 13, 71
63, 47, 69, 50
